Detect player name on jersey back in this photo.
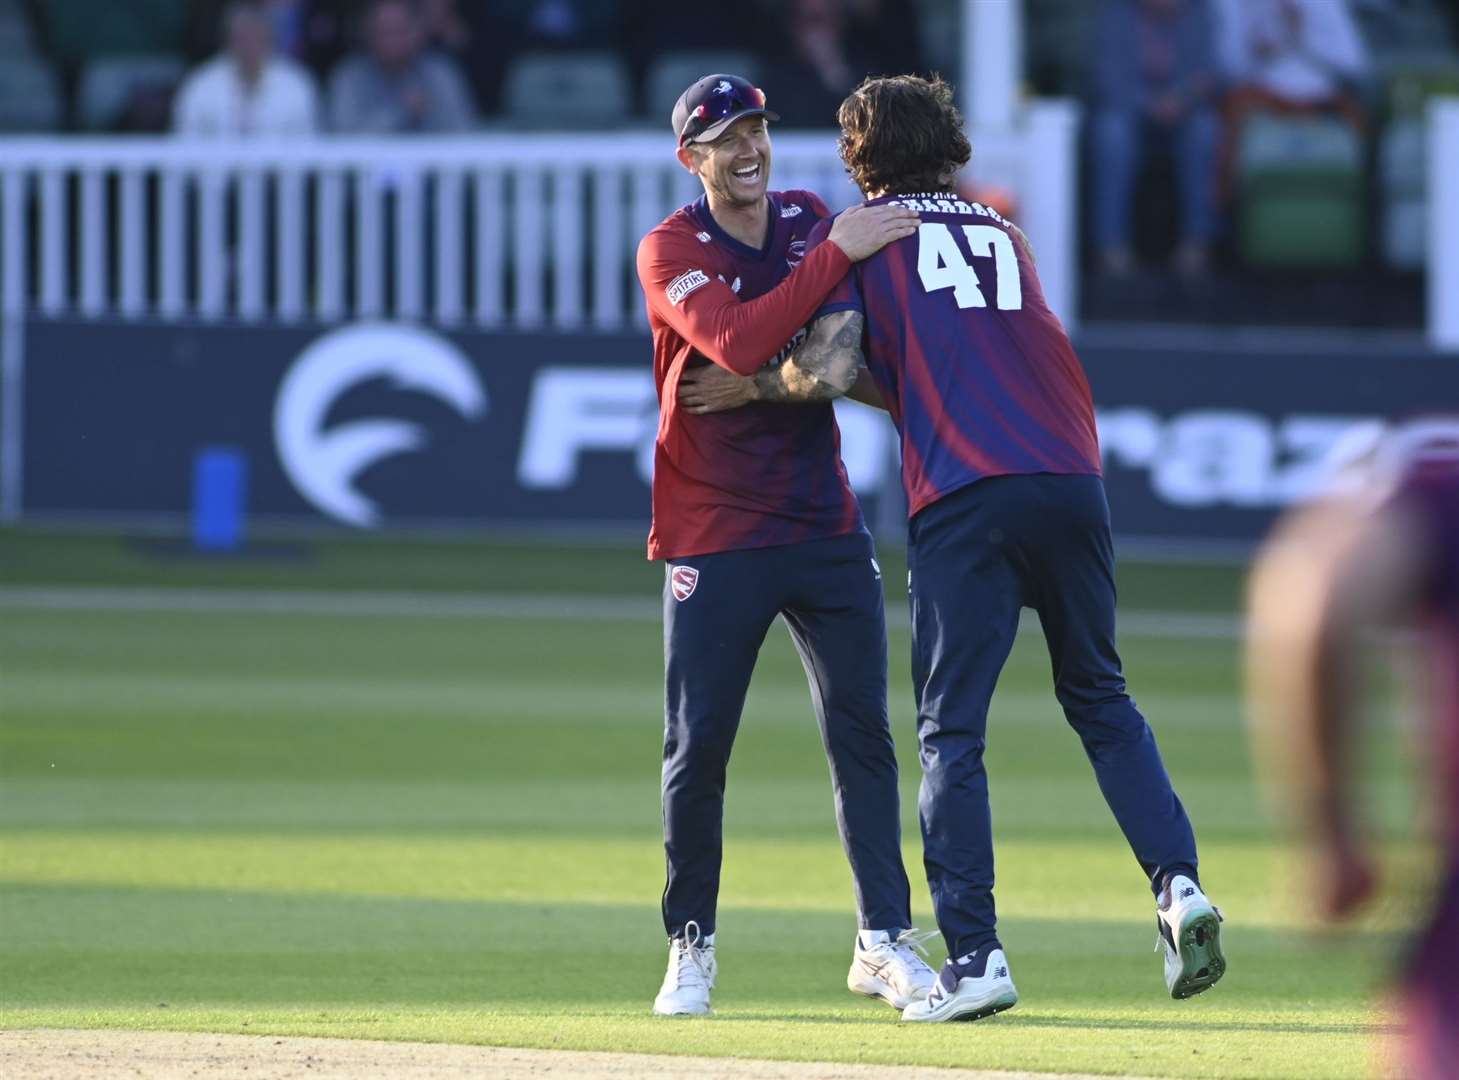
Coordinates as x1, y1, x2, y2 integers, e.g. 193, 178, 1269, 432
887, 193, 1011, 224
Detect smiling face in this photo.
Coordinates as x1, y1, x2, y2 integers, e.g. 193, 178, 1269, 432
678, 114, 773, 210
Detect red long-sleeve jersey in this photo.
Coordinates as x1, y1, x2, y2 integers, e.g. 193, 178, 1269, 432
636, 190, 866, 561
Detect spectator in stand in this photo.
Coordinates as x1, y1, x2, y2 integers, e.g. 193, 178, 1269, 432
768, 0, 877, 127
419, 0, 472, 57
326, 0, 475, 133
173, 2, 319, 136
1213, 0, 1369, 130
1089, 0, 1221, 277
188, 1, 360, 80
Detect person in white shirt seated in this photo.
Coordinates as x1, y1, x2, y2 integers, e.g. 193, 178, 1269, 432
1214, 0, 1369, 112
173, 1, 320, 137
1209, 0, 1370, 198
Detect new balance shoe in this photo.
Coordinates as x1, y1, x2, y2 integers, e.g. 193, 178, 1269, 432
900, 946, 1018, 1023
1156, 874, 1226, 999
652, 921, 716, 1016
847, 928, 938, 1009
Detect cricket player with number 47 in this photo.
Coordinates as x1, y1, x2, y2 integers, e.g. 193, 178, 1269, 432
634, 74, 938, 1018
687, 74, 1227, 1022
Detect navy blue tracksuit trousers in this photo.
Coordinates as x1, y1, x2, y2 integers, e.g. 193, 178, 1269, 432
908, 474, 1199, 958
661, 531, 913, 939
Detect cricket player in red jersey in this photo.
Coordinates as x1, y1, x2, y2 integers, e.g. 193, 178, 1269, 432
686, 75, 1224, 1022
1249, 426, 1459, 1080
635, 74, 936, 1017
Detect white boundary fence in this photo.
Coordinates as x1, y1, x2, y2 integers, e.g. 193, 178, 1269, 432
0, 114, 1079, 329
0, 105, 1082, 521
1430, 99, 1459, 353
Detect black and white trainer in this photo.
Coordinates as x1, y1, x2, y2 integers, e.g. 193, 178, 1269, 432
1156, 874, 1226, 999
900, 945, 1018, 1023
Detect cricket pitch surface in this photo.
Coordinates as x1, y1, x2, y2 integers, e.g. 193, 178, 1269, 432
2, 1029, 1148, 1080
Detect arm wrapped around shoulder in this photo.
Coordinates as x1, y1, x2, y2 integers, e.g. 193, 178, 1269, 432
755, 311, 866, 402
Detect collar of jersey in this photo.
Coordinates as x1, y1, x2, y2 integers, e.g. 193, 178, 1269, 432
691, 193, 779, 262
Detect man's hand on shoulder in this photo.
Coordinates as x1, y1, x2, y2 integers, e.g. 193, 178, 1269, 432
828, 203, 920, 261
679, 363, 759, 415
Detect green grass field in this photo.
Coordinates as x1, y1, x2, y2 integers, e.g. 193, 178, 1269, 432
0, 528, 1420, 1078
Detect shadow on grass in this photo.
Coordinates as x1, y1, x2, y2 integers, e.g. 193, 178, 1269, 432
1, 882, 1395, 1026
713, 1011, 1397, 1037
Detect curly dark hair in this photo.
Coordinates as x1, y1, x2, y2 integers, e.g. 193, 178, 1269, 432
836, 75, 971, 196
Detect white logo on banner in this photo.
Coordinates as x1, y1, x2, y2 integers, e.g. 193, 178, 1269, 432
1094, 410, 1448, 506
273, 323, 487, 527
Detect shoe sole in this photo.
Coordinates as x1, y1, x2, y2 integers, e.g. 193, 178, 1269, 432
652, 1005, 712, 1017
1171, 910, 1226, 999
903, 988, 1018, 1024
947, 993, 1018, 1023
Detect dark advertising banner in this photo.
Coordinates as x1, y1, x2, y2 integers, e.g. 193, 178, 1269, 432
20, 318, 1457, 547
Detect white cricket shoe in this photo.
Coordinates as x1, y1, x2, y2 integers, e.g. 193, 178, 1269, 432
847, 929, 939, 1009
900, 946, 1018, 1023
652, 921, 716, 1016
1156, 874, 1226, 999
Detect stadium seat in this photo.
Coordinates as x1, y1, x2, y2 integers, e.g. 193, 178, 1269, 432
1380, 118, 1426, 270
1235, 114, 1365, 269
77, 53, 186, 131
643, 52, 758, 120
0, 55, 62, 131
502, 52, 631, 130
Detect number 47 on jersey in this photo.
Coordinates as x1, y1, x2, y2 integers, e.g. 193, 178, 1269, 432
916, 222, 1023, 311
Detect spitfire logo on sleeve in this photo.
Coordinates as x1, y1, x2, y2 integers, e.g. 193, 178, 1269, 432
666, 269, 710, 306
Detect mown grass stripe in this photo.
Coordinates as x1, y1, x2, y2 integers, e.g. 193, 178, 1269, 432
0, 586, 1245, 638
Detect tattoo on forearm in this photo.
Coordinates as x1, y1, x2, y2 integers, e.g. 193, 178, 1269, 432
753, 312, 864, 403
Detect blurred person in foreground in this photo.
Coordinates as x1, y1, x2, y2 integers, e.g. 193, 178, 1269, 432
326, 0, 474, 133
635, 74, 935, 1017
1090, 0, 1221, 277
681, 74, 1225, 1022
1247, 425, 1459, 1080
174, 1, 320, 136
